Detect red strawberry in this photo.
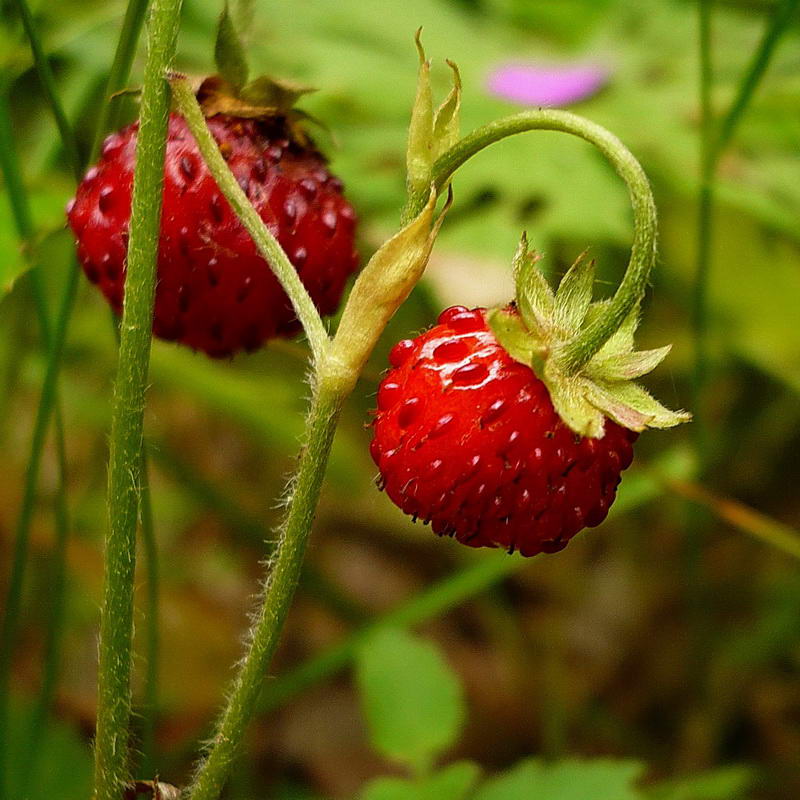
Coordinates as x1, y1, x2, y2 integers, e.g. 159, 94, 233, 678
67, 112, 358, 357
370, 306, 638, 557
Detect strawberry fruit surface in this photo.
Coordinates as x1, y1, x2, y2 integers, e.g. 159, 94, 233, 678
67, 112, 358, 357
370, 306, 639, 557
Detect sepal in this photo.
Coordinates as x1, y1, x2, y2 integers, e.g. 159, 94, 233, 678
486, 306, 546, 374
489, 238, 691, 438
513, 234, 555, 339
215, 1, 249, 92
405, 32, 462, 195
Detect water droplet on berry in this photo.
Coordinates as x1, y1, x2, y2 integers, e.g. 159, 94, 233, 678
480, 398, 506, 426
432, 339, 469, 363
292, 246, 307, 268
437, 306, 468, 325
252, 158, 267, 182
180, 156, 197, 182
429, 413, 456, 439
298, 178, 317, 199
377, 381, 401, 411
397, 396, 423, 428
210, 195, 225, 223
321, 209, 337, 235
98, 186, 114, 213
389, 339, 415, 368
451, 362, 489, 385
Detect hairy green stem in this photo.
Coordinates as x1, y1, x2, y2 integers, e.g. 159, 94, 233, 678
93, 0, 183, 796
169, 76, 329, 363
408, 110, 657, 373
138, 449, 160, 777
90, 0, 152, 162
9, 0, 82, 179
186, 381, 344, 800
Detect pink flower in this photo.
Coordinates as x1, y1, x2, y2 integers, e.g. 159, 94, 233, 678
487, 63, 609, 107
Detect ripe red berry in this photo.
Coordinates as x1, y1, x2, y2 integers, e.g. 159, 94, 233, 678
67, 113, 358, 357
370, 306, 638, 557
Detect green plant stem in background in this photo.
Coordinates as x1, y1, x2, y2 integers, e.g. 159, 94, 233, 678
186, 383, 345, 800
692, 0, 714, 463
711, 0, 800, 161
90, 0, 152, 162
93, 0, 184, 796
169, 76, 330, 363
408, 110, 657, 374
692, 0, 800, 452
9, 0, 82, 179
0, 86, 74, 800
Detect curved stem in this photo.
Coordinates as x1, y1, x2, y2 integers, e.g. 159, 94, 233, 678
185, 380, 344, 800
169, 77, 329, 364
93, 0, 183, 796
408, 110, 657, 374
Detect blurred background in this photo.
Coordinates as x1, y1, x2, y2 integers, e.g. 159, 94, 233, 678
1, 0, 800, 798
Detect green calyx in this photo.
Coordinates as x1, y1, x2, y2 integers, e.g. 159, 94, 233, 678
204, 0, 317, 141
405, 30, 462, 200
487, 235, 691, 439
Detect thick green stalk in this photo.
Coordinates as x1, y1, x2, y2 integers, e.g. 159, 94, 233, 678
93, 0, 183, 796
186, 381, 345, 800
409, 110, 657, 374
90, 0, 152, 162
169, 76, 329, 363
9, 0, 82, 179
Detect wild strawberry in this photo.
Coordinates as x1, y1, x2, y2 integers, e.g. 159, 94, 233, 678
370, 238, 689, 556
67, 105, 358, 357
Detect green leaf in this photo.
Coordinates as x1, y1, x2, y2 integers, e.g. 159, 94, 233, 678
554, 250, 595, 333
6, 700, 92, 799
362, 762, 480, 800
356, 627, 466, 772
646, 765, 756, 800
473, 758, 645, 800
215, 1, 249, 91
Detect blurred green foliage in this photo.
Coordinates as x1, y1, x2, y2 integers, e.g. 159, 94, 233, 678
2, 0, 800, 798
